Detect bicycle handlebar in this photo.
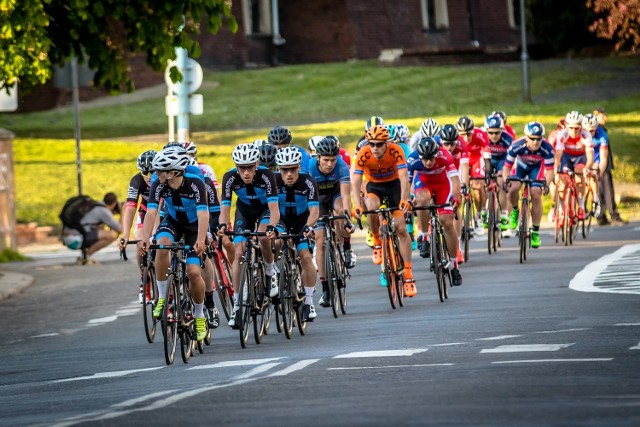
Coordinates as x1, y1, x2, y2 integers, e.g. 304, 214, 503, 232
412, 203, 452, 211
119, 239, 141, 261
355, 206, 399, 230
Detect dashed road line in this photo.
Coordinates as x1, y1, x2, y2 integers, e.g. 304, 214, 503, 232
492, 358, 613, 364
480, 343, 574, 353
333, 349, 428, 358
328, 363, 453, 371
476, 335, 522, 341
233, 362, 281, 379
188, 357, 283, 370
52, 367, 164, 383
534, 328, 591, 334
267, 359, 320, 377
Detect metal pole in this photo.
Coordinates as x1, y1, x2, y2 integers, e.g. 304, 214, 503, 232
175, 47, 189, 142
519, 0, 531, 102
167, 85, 175, 142
71, 56, 83, 195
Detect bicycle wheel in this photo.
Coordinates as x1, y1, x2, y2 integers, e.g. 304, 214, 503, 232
142, 264, 157, 343
392, 236, 405, 307
238, 262, 252, 348
519, 201, 529, 263
487, 191, 496, 254
439, 225, 450, 300
432, 226, 446, 303
279, 258, 294, 339
582, 187, 593, 239
179, 279, 193, 364
325, 241, 339, 319
163, 272, 178, 365
253, 263, 266, 344
554, 193, 562, 244
462, 197, 471, 262
382, 234, 397, 309
569, 190, 579, 245
336, 244, 348, 315
294, 260, 308, 336
563, 188, 572, 247
214, 255, 233, 321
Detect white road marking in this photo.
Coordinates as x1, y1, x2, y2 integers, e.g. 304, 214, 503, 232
476, 335, 522, 341
570, 244, 640, 295
328, 363, 453, 371
87, 315, 118, 324
114, 308, 139, 316
233, 362, 281, 379
267, 359, 320, 377
629, 342, 640, 350
110, 390, 177, 408
480, 343, 574, 353
616, 323, 640, 326
334, 349, 428, 358
51, 367, 164, 383
492, 358, 613, 364
534, 328, 590, 334
429, 342, 467, 347
29, 332, 60, 338
188, 357, 283, 370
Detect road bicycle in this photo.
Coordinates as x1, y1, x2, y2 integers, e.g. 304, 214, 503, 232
206, 236, 234, 321
413, 203, 452, 302
581, 168, 601, 239
460, 184, 474, 263
555, 171, 579, 246
484, 172, 503, 254
506, 177, 547, 264
357, 205, 405, 310
225, 230, 271, 348
274, 232, 309, 338
318, 212, 352, 318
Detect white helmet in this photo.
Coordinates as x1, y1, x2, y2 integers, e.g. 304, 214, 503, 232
252, 139, 268, 148
420, 118, 441, 137
275, 146, 303, 167
188, 157, 198, 167
582, 113, 599, 131
308, 136, 323, 151
184, 141, 197, 156
152, 147, 189, 171
232, 143, 260, 166
565, 111, 584, 126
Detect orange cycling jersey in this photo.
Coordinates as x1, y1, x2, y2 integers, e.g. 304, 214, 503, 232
353, 142, 407, 183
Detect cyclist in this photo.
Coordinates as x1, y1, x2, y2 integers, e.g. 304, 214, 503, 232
326, 135, 352, 169
274, 146, 320, 321
581, 113, 605, 217
439, 124, 469, 263
456, 115, 490, 236
484, 114, 514, 234
491, 110, 516, 139
137, 146, 209, 342
546, 118, 566, 222
409, 117, 441, 151
408, 137, 463, 287
256, 139, 278, 171
352, 125, 416, 297
554, 111, 594, 220
309, 136, 355, 308
267, 125, 310, 173
217, 144, 280, 329
355, 116, 385, 153
395, 124, 418, 251
503, 121, 555, 248
308, 135, 323, 158
118, 150, 156, 302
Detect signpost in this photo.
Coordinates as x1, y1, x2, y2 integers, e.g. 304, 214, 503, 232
164, 53, 203, 142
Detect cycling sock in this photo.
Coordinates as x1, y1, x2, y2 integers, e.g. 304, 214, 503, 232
343, 238, 351, 251
453, 261, 459, 269
304, 286, 315, 305
194, 302, 204, 318
265, 262, 276, 276
205, 291, 215, 307
233, 294, 239, 306
502, 210, 508, 217
404, 262, 413, 279
532, 225, 540, 232
157, 280, 168, 301
320, 278, 328, 292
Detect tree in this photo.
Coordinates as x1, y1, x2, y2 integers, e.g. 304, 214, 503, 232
0, 0, 237, 94
587, 0, 640, 54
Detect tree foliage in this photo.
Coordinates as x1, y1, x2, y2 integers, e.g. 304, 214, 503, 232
0, 0, 237, 94
587, 0, 640, 54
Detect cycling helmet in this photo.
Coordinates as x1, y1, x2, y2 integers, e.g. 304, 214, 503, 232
183, 141, 197, 156
315, 136, 340, 156
188, 157, 198, 167
485, 114, 504, 130
439, 124, 459, 142
420, 118, 441, 138
365, 124, 390, 142
137, 150, 156, 172
386, 124, 399, 142
308, 136, 323, 152
152, 147, 189, 171
491, 110, 507, 123
396, 124, 410, 141
232, 143, 260, 166
252, 139, 269, 148
582, 113, 599, 131
325, 135, 340, 146
275, 146, 303, 167
365, 116, 384, 131
416, 136, 440, 159
565, 111, 584, 126
258, 143, 278, 168
163, 141, 183, 150
456, 115, 475, 133
268, 125, 292, 145
557, 118, 566, 130
524, 121, 545, 138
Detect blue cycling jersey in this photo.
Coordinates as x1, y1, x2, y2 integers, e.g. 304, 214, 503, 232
592, 127, 609, 163
148, 172, 208, 224
220, 166, 279, 212
275, 172, 319, 220
308, 156, 350, 196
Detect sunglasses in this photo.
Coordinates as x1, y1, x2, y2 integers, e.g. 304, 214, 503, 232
526, 136, 541, 142
141, 171, 153, 177
420, 156, 437, 162
280, 166, 298, 174
487, 131, 502, 135
568, 126, 581, 130
441, 141, 456, 146
369, 142, 386, 148
237, 165, 256, 172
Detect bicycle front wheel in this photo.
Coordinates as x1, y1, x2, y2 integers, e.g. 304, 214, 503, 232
392, 236, 405, 307
582, 187, 593, 239
462, 198, 471, 262
487, 192, 496, 254
238, 263, 253, 348
294, 260, 308, 336
279, 258, 294, 339
142, 265, 157, 343
253, 263, 266, 344
563, 188, 572, 246
325, 241, 339, 319
519, 201, 529, 263
381, 234, 397, 309
432, 226, 446, 303
163, 272, 179, 365
336, 244, 348, 315
214, 255, 233, 321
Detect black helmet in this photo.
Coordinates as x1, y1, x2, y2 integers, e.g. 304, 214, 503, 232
258, 143, 278, 168
416, 137, 440, 159
268, 126, 292, 145
137, 150, 156, 172
315, 137, 340, 156
456, 115, 474, 133
439, 124, 459, 142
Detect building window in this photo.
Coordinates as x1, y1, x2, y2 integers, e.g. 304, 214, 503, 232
242, 0, 272, 35
420, 0, 449, 31
508, 0, 522, 29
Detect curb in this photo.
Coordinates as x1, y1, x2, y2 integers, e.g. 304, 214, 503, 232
0, 270, 35, 301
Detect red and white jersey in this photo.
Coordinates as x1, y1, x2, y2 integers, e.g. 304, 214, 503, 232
339, 148, 352, 168
198, 162, 218, 187
548, 129, 562, 150
466, 127, 490, 165
449, 137, 469, 171
409, 147, 458, 184
504, 124, 516, 140
555, 129, 593, 156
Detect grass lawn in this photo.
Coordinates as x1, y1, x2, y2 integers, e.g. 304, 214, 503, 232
7, 57, 640, 226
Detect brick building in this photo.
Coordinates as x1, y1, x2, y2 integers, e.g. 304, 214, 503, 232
19, 0, 524, 112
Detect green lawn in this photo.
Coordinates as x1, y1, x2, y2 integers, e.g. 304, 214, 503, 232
8, 57, 640, 226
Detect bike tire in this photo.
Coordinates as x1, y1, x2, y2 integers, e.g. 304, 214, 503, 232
487, 192, 495, 254
142, 264, 157, 343
326, 243, 339, 319
519, 202, 528, 263
382, 234, 397, 309
462, 198, 471, 262
279, 258, 294, 339
238, 262, 252, 348
294, 260, 308, 335
432, 227, 445, 303
563, 188, 572, 247
163, 272, 178, 365
214, 255, 233, 322
554, 194, 562, 244
569, 190, 578, 245
253, 263, 266, 344
336, 244, 348, 315
582, 187, 594, 239
393, 236, 405, 307
439, 225, 450, 300
179, 278, 193, 364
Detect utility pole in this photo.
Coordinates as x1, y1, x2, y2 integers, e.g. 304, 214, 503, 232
71, 56, 83, 194
519, 0, 532, 102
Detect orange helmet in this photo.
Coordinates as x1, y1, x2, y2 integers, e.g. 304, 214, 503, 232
365, 125, 390, 142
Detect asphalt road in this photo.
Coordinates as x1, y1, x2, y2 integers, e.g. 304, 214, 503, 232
1, 224, 639, 427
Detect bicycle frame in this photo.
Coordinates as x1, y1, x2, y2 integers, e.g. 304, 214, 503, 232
506, 177, 545, 263
319, 213, 351, 318
275, 233, 307, 338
